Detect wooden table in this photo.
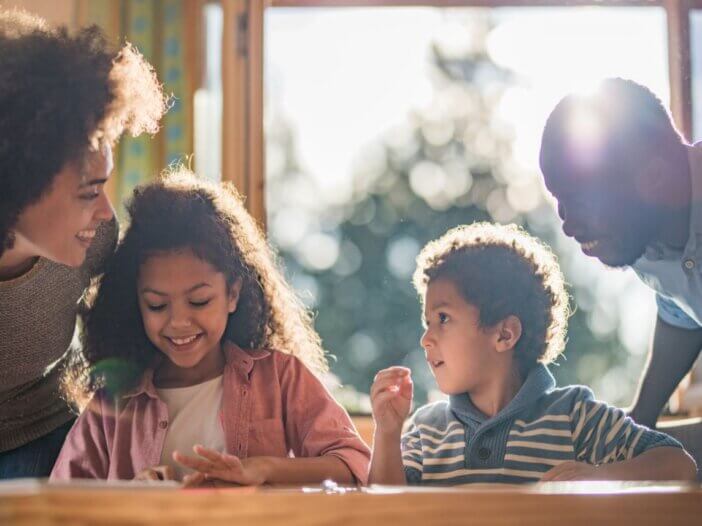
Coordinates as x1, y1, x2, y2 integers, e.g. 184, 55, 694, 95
1, 480, 700, 525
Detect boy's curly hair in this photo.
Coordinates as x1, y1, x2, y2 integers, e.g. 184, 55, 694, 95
65, 168, 327, 402
0, 9, 167, 258
413, 222, 570, 377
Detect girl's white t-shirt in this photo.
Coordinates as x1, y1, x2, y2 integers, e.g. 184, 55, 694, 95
156, 375, 226, 480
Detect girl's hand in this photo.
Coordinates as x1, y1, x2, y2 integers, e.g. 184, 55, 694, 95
174, 445, 269, 487
541, 461, 601, 482
370, 366, 413, 437
134, 465, 176, 482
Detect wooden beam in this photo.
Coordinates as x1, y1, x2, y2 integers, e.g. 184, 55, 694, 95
222, 0, 249, 194
222, 0, 267, 225
183, 0, 207, 161
667, 0, 693, 142
2, 484, 702, 525
270, 0, 662, 8
247, 0, 266, 226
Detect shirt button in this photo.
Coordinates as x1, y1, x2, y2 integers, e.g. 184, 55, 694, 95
159, 420, 168, 429
478, 447, 491, 460
684, 259, 695, 270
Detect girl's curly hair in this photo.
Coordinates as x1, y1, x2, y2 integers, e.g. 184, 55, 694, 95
413, 222, 570, 378
0, 9, 167, 258
66, 168, 327, 403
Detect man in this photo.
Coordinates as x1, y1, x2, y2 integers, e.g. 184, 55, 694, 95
539, 78, 702, 431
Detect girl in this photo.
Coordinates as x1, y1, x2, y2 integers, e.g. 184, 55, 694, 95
51, 169, 370, 486
0, 9, 166, 478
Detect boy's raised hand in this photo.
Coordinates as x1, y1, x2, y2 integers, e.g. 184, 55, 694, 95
371, 366, 413, 436
174, 445, 269, 487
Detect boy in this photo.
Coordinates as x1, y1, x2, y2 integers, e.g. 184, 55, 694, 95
369, 223, 696, 485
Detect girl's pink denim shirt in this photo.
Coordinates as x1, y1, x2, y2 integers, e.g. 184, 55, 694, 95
51, 343, 370, 483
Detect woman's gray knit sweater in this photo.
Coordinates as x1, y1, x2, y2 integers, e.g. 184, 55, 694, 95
0, 219, 116, 452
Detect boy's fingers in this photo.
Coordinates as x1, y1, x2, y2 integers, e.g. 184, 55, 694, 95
372, 371, 395, 384
373, 367, 410, 383
373, 390, 405, 412
371, 376, 407, 397
399, 376, 414, 399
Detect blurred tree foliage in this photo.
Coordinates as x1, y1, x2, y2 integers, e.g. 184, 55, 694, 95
266, 16, 626, 411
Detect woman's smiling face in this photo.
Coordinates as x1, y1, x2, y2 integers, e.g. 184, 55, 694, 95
11, 145, 115, 267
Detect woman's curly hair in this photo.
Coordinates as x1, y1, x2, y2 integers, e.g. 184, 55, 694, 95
413, 222, 570, 377
0, 9, 167, 257
66, 168, 327, 402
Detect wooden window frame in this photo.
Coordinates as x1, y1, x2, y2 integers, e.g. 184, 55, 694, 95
224, 0, 696, 224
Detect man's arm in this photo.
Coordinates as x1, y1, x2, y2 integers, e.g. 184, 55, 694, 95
542, 447, 697, 482
629, 316, 702, 428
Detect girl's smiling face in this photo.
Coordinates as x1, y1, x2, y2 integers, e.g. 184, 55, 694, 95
138, 249, 241, 386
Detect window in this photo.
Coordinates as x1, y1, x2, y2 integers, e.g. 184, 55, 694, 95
202, 1, 699, 412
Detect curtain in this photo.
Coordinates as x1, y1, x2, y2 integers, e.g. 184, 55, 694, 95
77, 0, 196, 210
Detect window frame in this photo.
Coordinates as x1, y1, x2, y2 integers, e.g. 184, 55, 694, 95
223, 0, 695, 224
216, 0, 702, 415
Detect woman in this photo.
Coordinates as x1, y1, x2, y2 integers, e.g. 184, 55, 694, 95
0, 9, 167, 478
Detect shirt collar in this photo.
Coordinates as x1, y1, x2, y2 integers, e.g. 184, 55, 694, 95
123, 342, 271, 399
642, 143, 702, 262
448, 363, 555, 427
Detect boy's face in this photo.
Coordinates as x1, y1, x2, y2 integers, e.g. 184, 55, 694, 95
421, 278, 502, 395
138, 249, 240, 384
